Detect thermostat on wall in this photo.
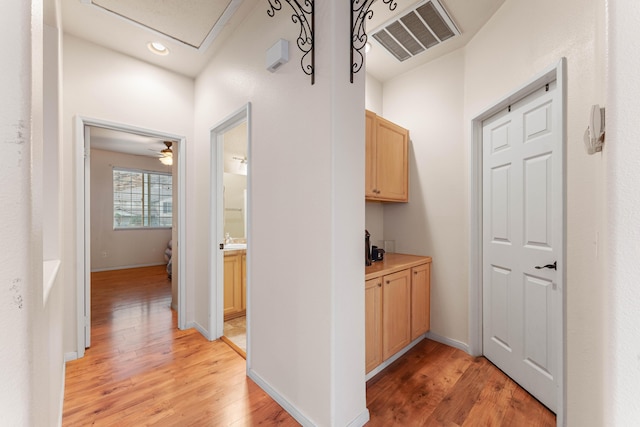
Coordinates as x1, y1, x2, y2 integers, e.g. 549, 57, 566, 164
266, 39, 289, 73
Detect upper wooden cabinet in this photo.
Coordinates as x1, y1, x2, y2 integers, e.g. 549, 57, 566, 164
365, 110, 409, 202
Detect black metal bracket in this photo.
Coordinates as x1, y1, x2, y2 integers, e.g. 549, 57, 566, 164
268, 0, 315, 85
351, 0, 397, 83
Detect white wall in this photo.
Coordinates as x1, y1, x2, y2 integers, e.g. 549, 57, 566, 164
382, 49, 467, 343
381, 0, 607, 424
1, 0, 66, 424
0, 2, 38, 424
194, 2, 367, 425
62, 35, 195, 354
605, 1, 640, 424
365, 73, 383, 114
90, 148, 172, 271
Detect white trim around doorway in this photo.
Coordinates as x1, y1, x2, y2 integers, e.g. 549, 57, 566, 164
208, 102, 251, 358
468, 58, 567, 426
74, 115, 187, 358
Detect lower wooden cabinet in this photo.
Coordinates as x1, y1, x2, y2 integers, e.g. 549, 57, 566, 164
365, 277, 383, 373
382, 269, 412, 360
411, 263, 431, 340
365, 255, 431, 374
224, 251, 246, 320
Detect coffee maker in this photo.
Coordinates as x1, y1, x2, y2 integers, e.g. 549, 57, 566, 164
365, 230, 372, 266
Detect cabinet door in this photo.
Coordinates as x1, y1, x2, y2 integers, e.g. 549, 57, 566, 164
375, 116, 409, 202
365, 277, 383, 373
223, 253, 242, 318
365, 110, 378, 198
241, 253, 247, 311
411, 262, 431, 340
382, 269, 412, 360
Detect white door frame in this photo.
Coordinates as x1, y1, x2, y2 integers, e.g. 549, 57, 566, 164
208, 103, 251, 349
468, 59, 567, 424
74, 115, 187, 358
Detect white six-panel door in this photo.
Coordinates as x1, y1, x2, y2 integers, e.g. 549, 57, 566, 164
482, 81, 562, 412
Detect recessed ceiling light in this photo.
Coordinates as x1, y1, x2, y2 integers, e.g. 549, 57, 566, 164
148, 41, 169, 56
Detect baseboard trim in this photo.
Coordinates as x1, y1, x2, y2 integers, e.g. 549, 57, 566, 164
64, 352, 78, 362
347, 408, 370, 427
248, 369, 314, 426
191, 321, 213, 341
91, 262, 167, 273
425, 331, 470, 354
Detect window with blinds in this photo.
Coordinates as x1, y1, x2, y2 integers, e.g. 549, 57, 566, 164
113, 168, 172, 229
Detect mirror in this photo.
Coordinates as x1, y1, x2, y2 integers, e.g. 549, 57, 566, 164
222, 121, 247, 241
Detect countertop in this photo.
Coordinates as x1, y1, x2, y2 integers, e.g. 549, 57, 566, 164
365, 253, 432, 281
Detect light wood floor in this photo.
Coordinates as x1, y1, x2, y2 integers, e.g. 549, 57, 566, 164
63, 265, 555, 426
62, 266, 296, 426
366, 340, 555, 426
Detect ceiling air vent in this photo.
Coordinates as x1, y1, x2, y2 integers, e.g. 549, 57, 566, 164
371, 0, 460, 62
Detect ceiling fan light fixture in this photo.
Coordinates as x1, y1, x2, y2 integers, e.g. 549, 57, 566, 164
159, 141, 173, 165
159, 154, 173, 166
148, 41, 169, 56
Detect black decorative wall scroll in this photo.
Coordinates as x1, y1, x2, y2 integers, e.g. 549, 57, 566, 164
351, 0, 397, 83
267, 0, 315, 85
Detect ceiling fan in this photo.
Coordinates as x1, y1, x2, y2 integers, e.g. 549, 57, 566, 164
158, 141, 173, 166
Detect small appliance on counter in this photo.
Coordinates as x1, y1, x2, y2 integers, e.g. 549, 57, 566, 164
371, 246, 385, 262
365, 230, 372, 266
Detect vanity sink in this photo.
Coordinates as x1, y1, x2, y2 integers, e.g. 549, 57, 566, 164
223, 243, 247, 251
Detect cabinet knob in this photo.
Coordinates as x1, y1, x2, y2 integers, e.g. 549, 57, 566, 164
386, 280, 390, 284
378, 283, 382, 287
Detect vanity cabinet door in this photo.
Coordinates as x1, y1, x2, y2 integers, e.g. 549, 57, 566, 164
365, 277, 383, 373
241, 253, 247, 311
223, 253, 242, 319
382, 269, 412, 360
411, 262, 431, 340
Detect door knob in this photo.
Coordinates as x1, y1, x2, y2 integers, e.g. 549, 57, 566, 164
535, 261, 557, 270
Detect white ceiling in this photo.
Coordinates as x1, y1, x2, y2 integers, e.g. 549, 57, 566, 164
62, 0, 505, 157
89, 127, 171, 158
62, 0, 259, 78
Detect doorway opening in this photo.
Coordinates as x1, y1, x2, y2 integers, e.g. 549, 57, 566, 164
75, 116, 187, 358
210, 104, 251, 360
469, 59, 566, 425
